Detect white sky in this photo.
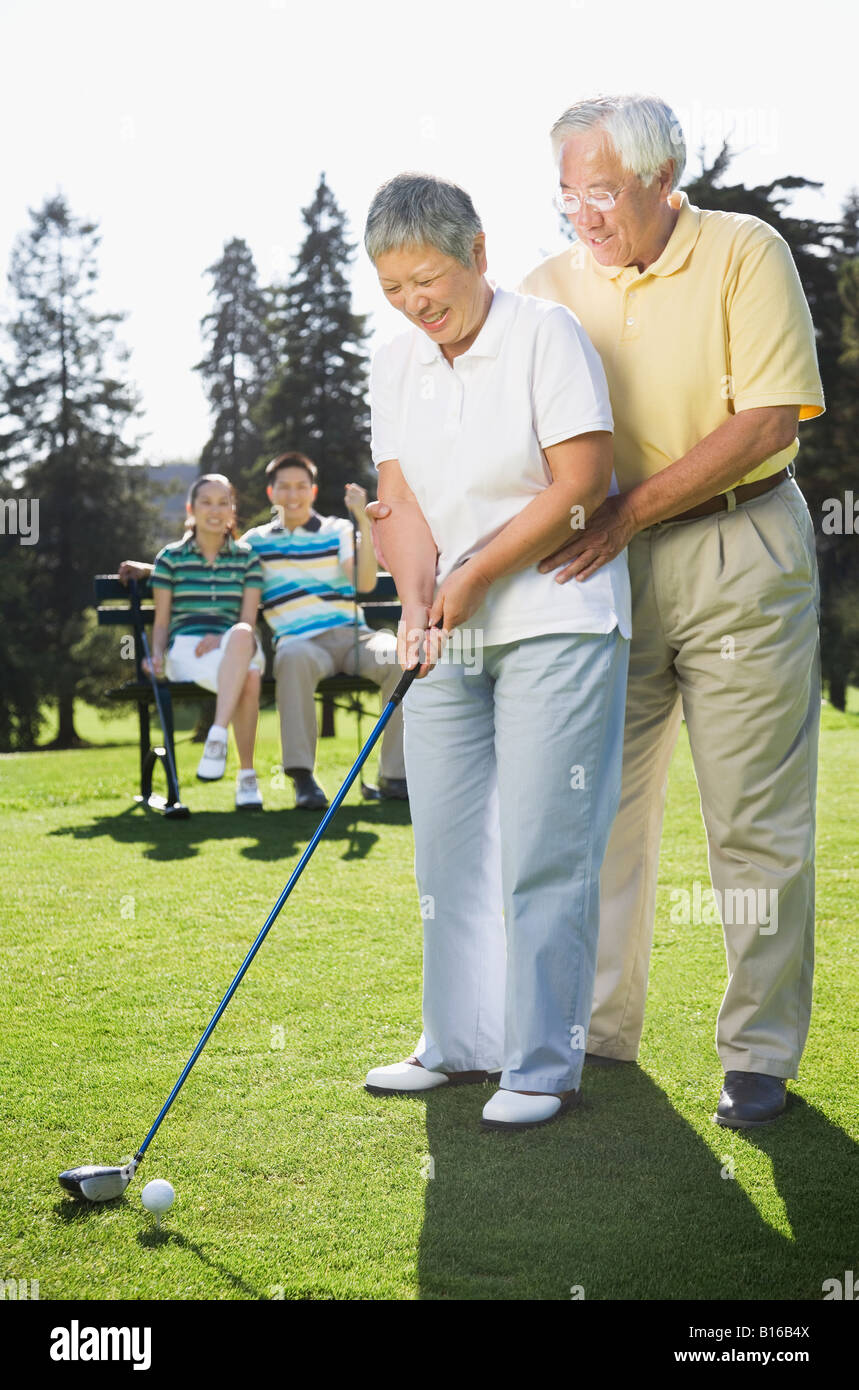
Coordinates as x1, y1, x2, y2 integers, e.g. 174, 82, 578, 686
1, 0, 856, 462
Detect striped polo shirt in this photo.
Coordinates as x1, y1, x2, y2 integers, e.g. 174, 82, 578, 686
241, 512, 360, 646
151, 533, 263, 644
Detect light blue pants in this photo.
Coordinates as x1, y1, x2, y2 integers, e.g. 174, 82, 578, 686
404, 630, 629, 1093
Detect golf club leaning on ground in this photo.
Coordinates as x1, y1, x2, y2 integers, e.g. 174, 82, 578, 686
59, 657, 421, 1202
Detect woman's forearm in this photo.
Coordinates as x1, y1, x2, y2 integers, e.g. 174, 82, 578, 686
378, 502, 437, 604
375, 462, 438, 607
150, 588, 172, 663
151, 621, 169, 661
470, 476, 608, 586
466, 432, 613, 585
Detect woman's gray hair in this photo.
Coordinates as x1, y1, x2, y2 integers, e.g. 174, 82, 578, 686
550, 94, 686, 190
364, 173, 483, 267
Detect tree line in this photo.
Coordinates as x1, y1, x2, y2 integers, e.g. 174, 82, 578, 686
0, 156, 857, 751
0, 175, 371, 749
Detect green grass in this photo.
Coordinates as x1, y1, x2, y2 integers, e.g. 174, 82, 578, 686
1, 694, 857, 1301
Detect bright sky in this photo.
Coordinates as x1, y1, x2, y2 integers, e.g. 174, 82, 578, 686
1, 0, 855, 462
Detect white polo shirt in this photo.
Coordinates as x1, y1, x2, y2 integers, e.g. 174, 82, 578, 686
370, 285, 631, 645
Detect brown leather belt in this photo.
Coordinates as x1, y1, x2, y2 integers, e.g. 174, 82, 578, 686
658, 465, 794, 525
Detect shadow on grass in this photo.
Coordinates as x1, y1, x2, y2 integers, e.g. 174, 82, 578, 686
53, 1196, 124, 1222
49, 801, 412, 862
51, 1197, 264, 1297
416, 1068, 859, 1301
136, 1227, 265, 1299
741, 1095, 859, 1295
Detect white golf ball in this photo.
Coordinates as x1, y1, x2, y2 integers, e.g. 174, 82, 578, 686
141, 1179, 175, 1213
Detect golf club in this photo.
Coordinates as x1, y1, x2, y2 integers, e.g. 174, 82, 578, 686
350, 511, 376, 801
129, 578, 190, 819
59, 657, 420, 1202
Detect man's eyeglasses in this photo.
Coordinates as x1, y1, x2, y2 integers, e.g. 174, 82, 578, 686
553, 188, 623, 215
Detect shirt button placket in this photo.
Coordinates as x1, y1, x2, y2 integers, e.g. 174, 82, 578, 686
444, 370, 465, 438
623, 287, 639, 338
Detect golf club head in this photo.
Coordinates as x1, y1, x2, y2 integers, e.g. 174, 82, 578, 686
163, 803, 191, 820
58, 1157, 139, 1203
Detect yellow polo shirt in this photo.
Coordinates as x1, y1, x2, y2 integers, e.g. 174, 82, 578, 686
518, 192, 825, 493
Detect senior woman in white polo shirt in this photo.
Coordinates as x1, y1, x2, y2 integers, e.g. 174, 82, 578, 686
362, 173, 631, 1130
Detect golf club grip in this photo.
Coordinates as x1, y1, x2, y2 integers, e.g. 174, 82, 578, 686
392, 663, 420, 703
392, 623, 446, 702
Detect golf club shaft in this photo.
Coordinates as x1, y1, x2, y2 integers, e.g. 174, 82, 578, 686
351, 516, 363, 762
130, 580, 182, 799
135, 661, 418, 1159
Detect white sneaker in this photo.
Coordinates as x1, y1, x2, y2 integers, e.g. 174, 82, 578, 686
196, 733, 228, 781
235, 770, 263, 811
481, 1088, 580, 1131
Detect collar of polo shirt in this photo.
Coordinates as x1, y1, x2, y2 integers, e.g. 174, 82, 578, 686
187, 531, 235, 554
269, 508, 322, 534
415, 283, 511, 365
590, 191, 702, 282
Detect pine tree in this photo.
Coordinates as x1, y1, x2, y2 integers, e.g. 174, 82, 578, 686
0, 194, 159, 747
0, 537, 49, 750
194, 237, 273, 526
255, 174, 373, 517
821, 237, 859, 707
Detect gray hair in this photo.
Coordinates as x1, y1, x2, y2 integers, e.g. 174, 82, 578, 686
364, 173, 483, 267
550, 94, 686, 190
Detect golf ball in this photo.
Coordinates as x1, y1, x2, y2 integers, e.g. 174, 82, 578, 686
141, 1179, 175, 1213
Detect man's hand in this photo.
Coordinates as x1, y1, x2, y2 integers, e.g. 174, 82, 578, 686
538, 494, 638, 583
142, 653, 164, 679
118, 560, 152, 585
365, 499, 391, 568
194, 634, 221, 657
428, 560, 491, 632
345, 482, 368, 522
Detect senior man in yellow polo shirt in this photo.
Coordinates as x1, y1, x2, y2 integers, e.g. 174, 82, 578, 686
519, 93, 824, 1128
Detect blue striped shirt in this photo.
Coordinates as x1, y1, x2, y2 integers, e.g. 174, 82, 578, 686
241, 512, 363, 645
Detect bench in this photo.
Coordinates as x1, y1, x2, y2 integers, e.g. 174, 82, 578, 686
94, 573, 402, 816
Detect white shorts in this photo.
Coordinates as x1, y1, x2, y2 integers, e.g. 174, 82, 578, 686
165, 627, 266, 693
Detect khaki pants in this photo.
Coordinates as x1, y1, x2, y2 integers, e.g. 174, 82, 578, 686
589, 479, 820, 1078
274, 624, 406, 781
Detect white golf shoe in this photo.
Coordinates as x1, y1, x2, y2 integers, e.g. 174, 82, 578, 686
365, 1058, 502, 1095
365, 1060, 451, 1095
235, 770, 263, 810
481, 1088, 580, 1131
196, 730, 228, 781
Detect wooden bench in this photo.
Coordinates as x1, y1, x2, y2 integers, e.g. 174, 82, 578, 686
95, 573, 402, 816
